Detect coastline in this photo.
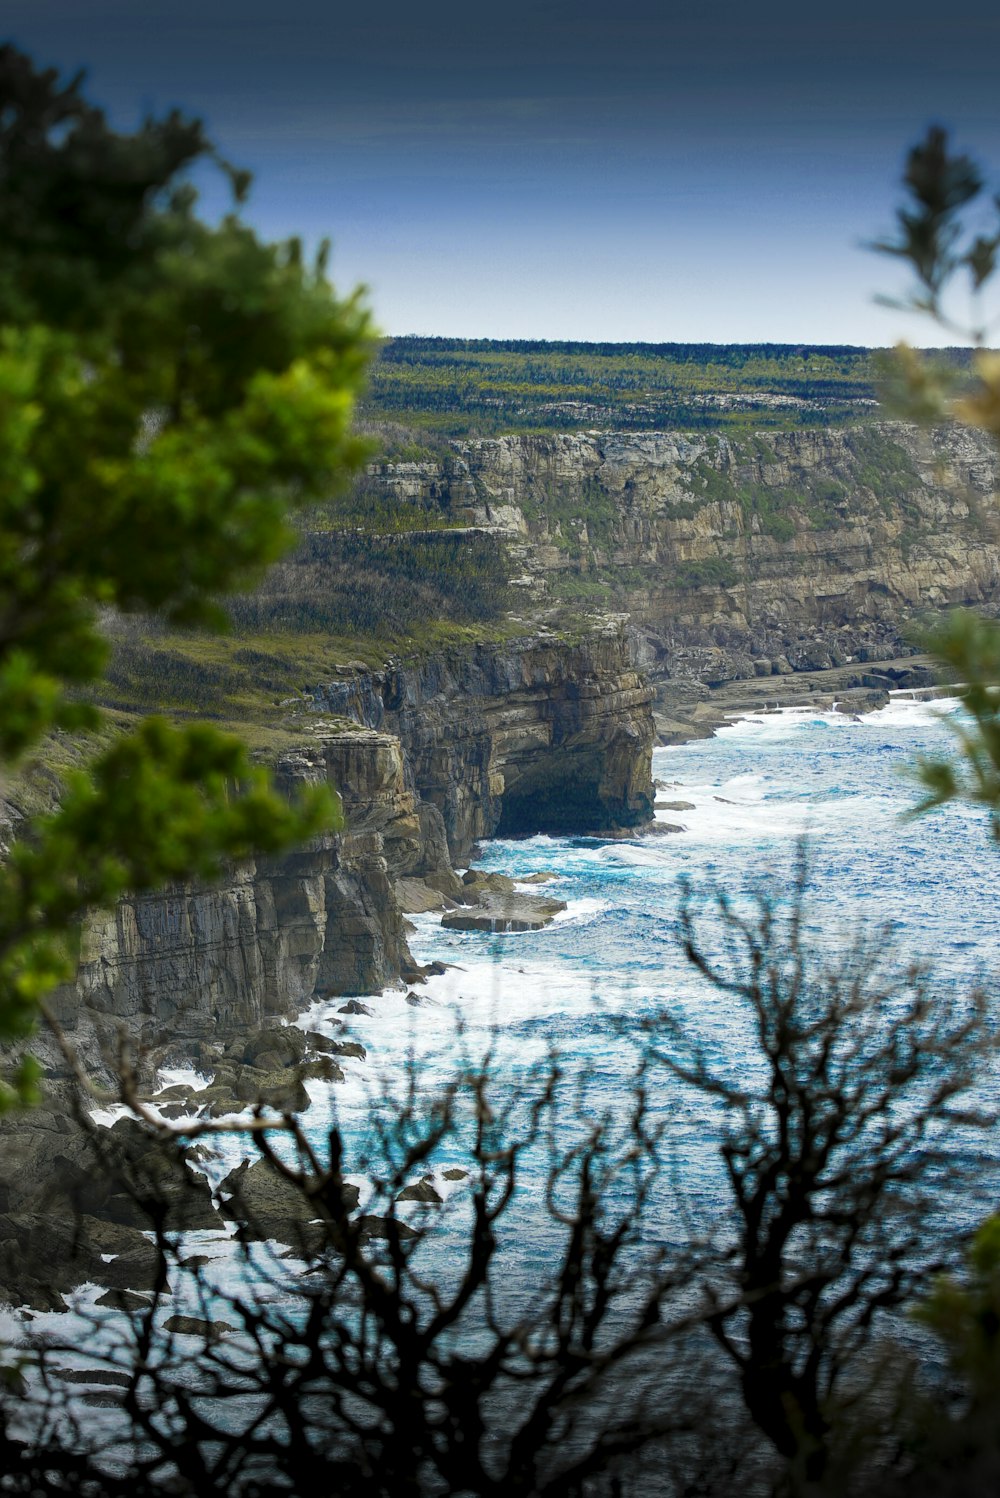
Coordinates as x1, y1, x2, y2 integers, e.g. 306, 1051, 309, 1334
651, 652, 949, 746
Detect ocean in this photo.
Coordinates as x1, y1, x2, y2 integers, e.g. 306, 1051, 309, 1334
10, 694, 1000, 1487
286, 694, 1000, 1247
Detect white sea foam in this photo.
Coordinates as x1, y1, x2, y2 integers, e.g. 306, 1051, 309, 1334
704, 694, 961, 743
66, 688, 996, 1338
550, 895, 607, 925
155, 1065, 213, 1094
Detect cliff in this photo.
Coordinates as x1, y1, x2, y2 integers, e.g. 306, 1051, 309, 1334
306, 624, 654, 857
369, 421, 1000, 705
16, 418, 1000, 1072
25, 625, 653, 1075
36, 732, 427, 1076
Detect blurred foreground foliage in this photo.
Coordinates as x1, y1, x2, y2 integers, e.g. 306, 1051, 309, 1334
0, 46, 375, 1098
874, 128, 1000, 832
1, 863, 998, 1495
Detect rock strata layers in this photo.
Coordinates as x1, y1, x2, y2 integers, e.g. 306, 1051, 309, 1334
364, 422, 1000, 730
10, 625, 653, 1091
307, 622, 655, 860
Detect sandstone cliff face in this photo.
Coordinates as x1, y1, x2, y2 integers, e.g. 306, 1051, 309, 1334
42, 733, 426, 1065
369, 423, 1000, 686
35, 628, 654, 1061
28, 419, 990, 1058
307, 624, 654, 859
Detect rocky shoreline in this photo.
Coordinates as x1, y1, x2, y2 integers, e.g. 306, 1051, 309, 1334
0, 428, 977, 1314
0, 623, 658, 1311
651, 651, 947, 743
0, 636, 959, 1314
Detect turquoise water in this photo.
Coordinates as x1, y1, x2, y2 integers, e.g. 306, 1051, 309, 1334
72, 696, 1000, 1276
285, 696, 1000, 1249
10, 695, 999, 1418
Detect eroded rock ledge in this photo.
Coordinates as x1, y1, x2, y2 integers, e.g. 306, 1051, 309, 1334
306, 622, 655, 859
30, 624, 652, 1079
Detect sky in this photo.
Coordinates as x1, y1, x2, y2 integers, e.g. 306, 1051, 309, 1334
6, 0, 1000, 344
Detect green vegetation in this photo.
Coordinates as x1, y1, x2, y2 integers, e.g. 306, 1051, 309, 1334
516, 473, 619, 552
4, 96, 1000, 1497
667, 426, 919, 542
846, 427, 923, 511
87, 529, 514, 732
0, 47, 372, 1099
673, 556, 739, 590
363, 336, 904, 436
874, 129, 1000, 834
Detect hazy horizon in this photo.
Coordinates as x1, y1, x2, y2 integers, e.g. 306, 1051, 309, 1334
7, 1, 1000, 347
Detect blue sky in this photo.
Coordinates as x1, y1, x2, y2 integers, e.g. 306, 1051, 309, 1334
7, 0, 1000, 343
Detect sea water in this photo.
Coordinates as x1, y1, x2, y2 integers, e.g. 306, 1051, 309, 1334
86, 695, 1000, 1253
282, 695, 1000, 1254
11, 695, 1000, 1445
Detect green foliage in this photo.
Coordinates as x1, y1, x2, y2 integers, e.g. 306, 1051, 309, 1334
736, 483, 799, 540
906, 610, 1000, 833
0, 721, 334, 1105
515, 473, 619, 553
917, 1214, 1000, 1402
673, 556, 738, 590
873, 125, 1000, 342
0, 47, 372, 1099
678, 443, 907, 536
873, 127, 1000, 435
686, 457, 739, 506
363, 336, 885, 436
229, 531, 511, 638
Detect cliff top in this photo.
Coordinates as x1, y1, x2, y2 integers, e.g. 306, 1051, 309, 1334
359, 339, 977, 439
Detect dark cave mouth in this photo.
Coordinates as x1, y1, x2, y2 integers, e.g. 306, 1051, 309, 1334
496, 760, 635, 839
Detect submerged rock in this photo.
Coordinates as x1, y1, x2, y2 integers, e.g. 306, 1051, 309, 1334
441, 891, 567, 933
356, 1215, 418, 1245
396, 1178, 443, 1204
163, 1314, 234, 1341
94, 1290, 153, 1312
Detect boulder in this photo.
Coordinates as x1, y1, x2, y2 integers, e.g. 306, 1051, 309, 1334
229, 1065, 310, 1112
442, 892, 567, 933
0, 1210, 167, 1308
397, 1179, 443, 1205
163, 1314, 234, 1342
242, 1026, 307, 1068
356, 1215, 418, 1245
420, 867, 466, 902
305, 1031, 366, 1061
394, 877, 448, 914
217, 1157, 359, 1250
462, 868, 516, 896
298, 1056, 346, 1085
95, 1289, 152, 1313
